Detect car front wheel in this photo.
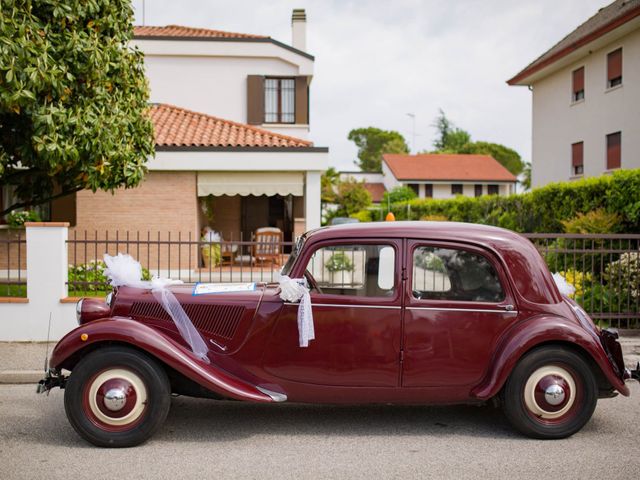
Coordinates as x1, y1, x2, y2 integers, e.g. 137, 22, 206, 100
502, 347, 597, 439
64, 346, 171, 447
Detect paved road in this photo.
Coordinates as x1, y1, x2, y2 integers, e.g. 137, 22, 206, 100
0, 383, 639, 480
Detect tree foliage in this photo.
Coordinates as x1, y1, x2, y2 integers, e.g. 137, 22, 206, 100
382, 185, 416, 206
332, 178, 372, 218
348, 127, 408, 172
321, 166, 339, 204
0, 0, 154, 215
430, 109, 524, 176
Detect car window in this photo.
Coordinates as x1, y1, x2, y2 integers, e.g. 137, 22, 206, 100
306, 244, 395, 297
412, 246, 504, 302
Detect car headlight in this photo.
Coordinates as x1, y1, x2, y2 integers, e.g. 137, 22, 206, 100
75, 298, 84, 325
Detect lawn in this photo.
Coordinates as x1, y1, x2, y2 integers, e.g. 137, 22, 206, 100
0, 284, 109, 298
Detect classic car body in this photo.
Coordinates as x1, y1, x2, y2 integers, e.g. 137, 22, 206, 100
40, 222, 638, 446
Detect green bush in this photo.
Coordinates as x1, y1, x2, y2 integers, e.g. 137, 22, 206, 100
7, 210, 41, 227
350, 210, 373, 222
604, 252, 640, 302
561, 209, 621, 233
325, 252, 355, 272
382, 186, 417, 205
377, 169, 640, 233
68, 260, 151, 292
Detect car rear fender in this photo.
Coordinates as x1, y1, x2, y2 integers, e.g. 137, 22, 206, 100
472, 315, 630, 400
50, 318, 279, 403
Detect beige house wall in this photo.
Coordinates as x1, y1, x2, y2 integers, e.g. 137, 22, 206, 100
531, 28, 640, 187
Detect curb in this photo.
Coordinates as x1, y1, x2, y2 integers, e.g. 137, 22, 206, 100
0, 370, 43, 384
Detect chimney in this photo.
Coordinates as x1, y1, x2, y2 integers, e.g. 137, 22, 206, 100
291, 8, 306, 51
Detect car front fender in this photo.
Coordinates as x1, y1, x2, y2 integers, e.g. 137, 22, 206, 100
50, 318, 279, 403
472, 315, 630, 400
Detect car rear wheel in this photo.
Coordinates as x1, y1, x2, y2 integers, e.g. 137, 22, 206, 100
502, 347, 597, 439
64, 346, 170, 447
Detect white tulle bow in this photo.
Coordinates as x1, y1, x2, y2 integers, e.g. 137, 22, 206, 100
279, 275, 315, 347
103, 253, 209, 363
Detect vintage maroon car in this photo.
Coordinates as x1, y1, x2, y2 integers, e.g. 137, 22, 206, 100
39, 222, 638, 447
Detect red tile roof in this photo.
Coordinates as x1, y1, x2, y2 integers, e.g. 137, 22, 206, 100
508, 0, 640, 85
363, 183, 386, 203
134, 25, 267, 39
383, 154, 517, 182
149, 104, 313, 148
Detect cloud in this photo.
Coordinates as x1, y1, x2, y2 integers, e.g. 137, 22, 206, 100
133, 0, 609, 169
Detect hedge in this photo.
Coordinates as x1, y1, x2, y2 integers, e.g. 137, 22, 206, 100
360, 169, 640, 233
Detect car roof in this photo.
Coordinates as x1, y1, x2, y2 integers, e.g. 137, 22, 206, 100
307, 221, 525, 248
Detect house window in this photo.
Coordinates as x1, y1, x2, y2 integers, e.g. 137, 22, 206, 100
451, 184, 463, 195
606, 132, 621, 170
407, 183, 419, 196
572, 67, 584, 101
572, 142, 584, 175
264, 78, 295, 123
424, 184, 433, 198
607, 48, 622, 88
487, 185, 499, 195
474, 184, 483, 197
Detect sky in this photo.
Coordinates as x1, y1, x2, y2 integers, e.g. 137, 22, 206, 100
132, 0, 610, 171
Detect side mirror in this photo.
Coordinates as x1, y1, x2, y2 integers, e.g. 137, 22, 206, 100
377, 247, 395, 290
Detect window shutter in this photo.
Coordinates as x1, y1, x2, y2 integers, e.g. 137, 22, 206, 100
247, 75, 265, 125
295, 76, 309, 124
607, 49, 622, 81
571, 142, 583, 167
606, 132, 621, 169
572, 67, 584, 94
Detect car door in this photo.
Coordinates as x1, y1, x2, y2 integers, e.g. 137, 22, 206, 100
402, 240, 519, 387
262, 239, 402, 387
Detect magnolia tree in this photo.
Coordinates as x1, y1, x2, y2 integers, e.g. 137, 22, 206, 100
0, 0, 154, 215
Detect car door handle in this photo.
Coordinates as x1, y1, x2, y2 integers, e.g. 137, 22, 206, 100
501, 304, 516, 311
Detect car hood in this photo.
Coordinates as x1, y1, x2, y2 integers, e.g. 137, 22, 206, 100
110, 284, 274, 351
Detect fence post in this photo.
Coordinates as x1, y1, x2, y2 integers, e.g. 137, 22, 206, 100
21, 222, 75, 340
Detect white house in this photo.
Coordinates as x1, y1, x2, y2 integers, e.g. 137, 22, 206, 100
380, 154, 516, 199
35, 10, 328, 243
508, 0, 640, 187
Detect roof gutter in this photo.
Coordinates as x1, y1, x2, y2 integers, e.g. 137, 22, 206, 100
132, 35, 315, 61
155, 145, 328, 153
507, 5, 640, 86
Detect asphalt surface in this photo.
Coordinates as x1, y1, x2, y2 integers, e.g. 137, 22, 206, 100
0, 383, 639, 480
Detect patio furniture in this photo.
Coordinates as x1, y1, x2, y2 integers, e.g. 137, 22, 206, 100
252, 227, 283, 266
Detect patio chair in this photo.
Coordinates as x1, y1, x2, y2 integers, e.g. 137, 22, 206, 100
252, 227, 283, 266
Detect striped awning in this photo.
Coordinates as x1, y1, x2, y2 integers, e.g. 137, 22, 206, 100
197, 172, 304, 196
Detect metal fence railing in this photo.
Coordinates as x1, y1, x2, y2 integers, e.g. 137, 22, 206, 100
66, 230, 294, 296
59, 231, 640, 330
0, 229, 27, 297
523, 234, 640, 329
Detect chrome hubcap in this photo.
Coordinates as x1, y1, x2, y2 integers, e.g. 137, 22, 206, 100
544, 384, 565, 406
524, 366, 576, 420
103, 388, 127, 412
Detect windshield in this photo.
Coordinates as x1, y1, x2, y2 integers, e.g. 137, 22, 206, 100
281, 235, 305, 276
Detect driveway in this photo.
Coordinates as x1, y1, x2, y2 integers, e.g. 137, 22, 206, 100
0, 383, 638, 480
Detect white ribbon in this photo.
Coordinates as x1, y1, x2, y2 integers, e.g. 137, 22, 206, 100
103, 253, 210, 363
279, 275, 315, 347
552, 272, 576, 297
